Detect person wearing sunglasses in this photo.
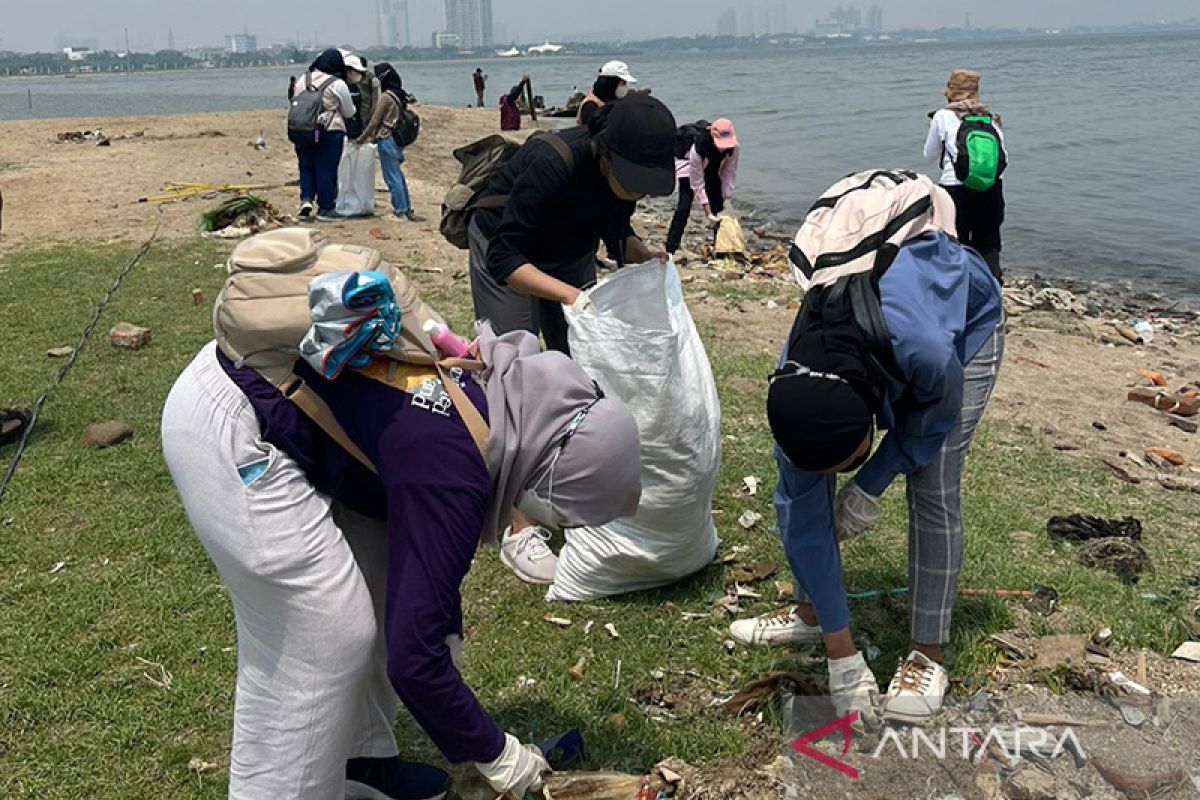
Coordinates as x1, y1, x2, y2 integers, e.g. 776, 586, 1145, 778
728, 231, 1003, 728
162, 325, 640, 800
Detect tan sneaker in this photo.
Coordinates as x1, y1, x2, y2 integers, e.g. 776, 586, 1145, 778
729, 606, 824, 648
881, 650, 948, 724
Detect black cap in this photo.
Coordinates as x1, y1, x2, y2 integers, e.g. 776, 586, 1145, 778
767, 367, 874, 472
604, 94, 677, 197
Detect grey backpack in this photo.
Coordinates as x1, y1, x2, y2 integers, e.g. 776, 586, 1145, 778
287, 74, 336, 145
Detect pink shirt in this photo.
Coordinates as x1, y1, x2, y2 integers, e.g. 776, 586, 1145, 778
683, 144, 739, 208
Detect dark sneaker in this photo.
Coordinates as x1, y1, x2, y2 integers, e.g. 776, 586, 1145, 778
298, 201, 314, 220
404, 209, 423, 222
316, 209, 344, 222
345, 757, 449, 800
1, 407, 32, 447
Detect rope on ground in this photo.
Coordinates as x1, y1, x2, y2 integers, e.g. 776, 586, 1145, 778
0, 210, 164, 504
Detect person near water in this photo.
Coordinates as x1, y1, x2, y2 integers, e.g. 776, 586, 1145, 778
293, 49, 355, 222
467, 94, 676, 584
359, 63, 419, 222
729, 223, 1004, 727
666, 118, 740, 254
924, 69, 1008, 279
473, 67, 488, 108
499, 77, 528, 132
162, 316, 642, 800
576, 60, 636, 127
340, 51, 378, 142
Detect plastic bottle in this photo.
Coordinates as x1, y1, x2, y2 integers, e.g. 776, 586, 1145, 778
1132, 319, 1154, 344
422, 319, 472, 358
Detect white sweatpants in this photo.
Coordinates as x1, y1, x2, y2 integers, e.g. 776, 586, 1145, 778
162, 342, 399, 799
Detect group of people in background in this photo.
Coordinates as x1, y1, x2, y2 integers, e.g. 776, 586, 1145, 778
288, 48, 419, 223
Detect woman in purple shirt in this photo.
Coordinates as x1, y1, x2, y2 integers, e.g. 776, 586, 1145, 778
161, 327, 641, 800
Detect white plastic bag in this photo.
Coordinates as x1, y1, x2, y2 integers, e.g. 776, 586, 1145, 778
335, 142, 377, 217
547, 259, 721, 602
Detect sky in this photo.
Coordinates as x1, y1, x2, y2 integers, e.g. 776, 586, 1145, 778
0, 0, 1194, 52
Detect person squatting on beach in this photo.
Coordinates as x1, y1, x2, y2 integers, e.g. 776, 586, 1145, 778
359, 63, 419, 222
666, 117, 740, 255
162, 300, 642, 799
925, 68, 1008, 280
466, 93, 677, 584
729, 173, 1004, 727
576, 60, 637, 127
291, 49, 355, 221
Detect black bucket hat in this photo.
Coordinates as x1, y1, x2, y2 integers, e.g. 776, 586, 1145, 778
604, 94, 677, 197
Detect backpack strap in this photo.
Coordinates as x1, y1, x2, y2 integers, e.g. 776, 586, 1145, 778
435, 362, 491, 459
280, 372, 379, 474
471, 132, 575, 213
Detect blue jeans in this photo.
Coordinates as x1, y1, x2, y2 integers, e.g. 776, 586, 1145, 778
378, 137, 411, 214
777, 326, 1005, 645
295, 130, 345, 212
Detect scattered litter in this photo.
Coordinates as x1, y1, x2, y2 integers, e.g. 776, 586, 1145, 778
1047, 514, 1142, 543
1158, 474, 1200, 494
1003, 285, 1089, 315
1101, 457, 1142, 484
989, 630, 1035, 662
1092, 421, 1108, 431
1129, 318, 1155, 344
49, 561, 65, 574
614, 659, 622, 689
650, 668, 665, 680
191, 288, 204, 306
1106, 671, 1151, 696
516, 675, 537, 689
1078, 537, 1149, 584
188, 757, 219, 774
369, 227, 392, 241
1169, 641, 1200, 662
969, 689, 991, 713
1015, 711, 1101, 727
544, 615, 573, 628
1145, 447, 1185, 467
1031, 634, 1088, 672
1093, 627, 1114, 646
1127, 386, 1199, 416
680, 611, 710, 620
727, 560, 778, 585
1118, 704, 1146, 728
1135, 368, 1168, 386
1001, 762, 1060, 800
196, 194, 283, 236
1023, 584, 1059, 616
737, 510, 763, 529
110, 322, 151, 349
82, 421, 134, 449
537, 729, 585, 770
569, 656, 587, 681
604, 623, 619, 639
723, 639, 736, 654
1093, 761, 1185, 800
46, 346, 75, 358
1167, 416, 1198, 434
583, 620, 594, 636
775, 580, 795, 597
733, 585, 761, 600
137, 656, 173, 689
739, 476, 760, 496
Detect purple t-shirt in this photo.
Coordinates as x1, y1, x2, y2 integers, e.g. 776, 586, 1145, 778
219, 352, 506, 765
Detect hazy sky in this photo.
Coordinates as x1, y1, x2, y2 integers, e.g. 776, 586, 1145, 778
0, 0, 1194, 52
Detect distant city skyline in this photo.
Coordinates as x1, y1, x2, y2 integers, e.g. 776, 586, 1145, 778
1, 0, 1197, 53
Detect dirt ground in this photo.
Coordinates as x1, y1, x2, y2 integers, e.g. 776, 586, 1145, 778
3, 107, 1199, 800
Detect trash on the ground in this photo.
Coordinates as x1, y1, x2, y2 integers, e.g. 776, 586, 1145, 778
1000, 762, 1062, 800
723, 639, 736, 654
1167, 416, 1198, 434
568, 655, 587, 681
1129, 318, 1155, 344
537, 729, 585, 770
1047, 514, 1142, 543
1101, 458, 1142, 484
738, 510, 763, 529
46, 346, 75, 358
191, 288, 204, 306
989, 631, 1035, 662
1093, 761, 1185, 800
1015, 710, 1101, 727
1113, 323, 1141, 344
82, 421, 134, 449
196, 194, 281, 236
1093, 627, 1114, 646
775, 580, 795, 597
187, 757, 219, 774
1127, 386, 1199, 417
1024, 584, 1059, 616
604, 623, 619, 639
1145, 447, 1185, 467
583, 620, 594, 636
1118, 704, 1146, 728
733, 585, 761, 600
1077, 537, 1149, 584
1169, 641, 1200, 662
1106, 671, 1151, 696
1158, 474, 1200, 494
727, 560, 778, 585
110, 322, 151, 349
49, 561, 66, 574
544, 615, 573, 628
724, 671, 814, 717
738, 475, 760, 497
969, 689, 991, 713
1135, 368, 1168, 386
1032, 634, 1088, 672
1003, 285, 1089, 315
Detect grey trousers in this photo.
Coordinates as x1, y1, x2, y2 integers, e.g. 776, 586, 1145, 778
467, 217, 597, 354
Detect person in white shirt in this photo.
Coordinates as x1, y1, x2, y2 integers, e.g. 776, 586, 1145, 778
924, 69, 1007, 279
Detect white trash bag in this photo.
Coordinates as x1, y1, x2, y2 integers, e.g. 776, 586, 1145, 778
548, 258, 721, 602
335, 142, 377, 217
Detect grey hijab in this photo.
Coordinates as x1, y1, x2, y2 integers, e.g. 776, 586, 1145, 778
475, 325, 642, 544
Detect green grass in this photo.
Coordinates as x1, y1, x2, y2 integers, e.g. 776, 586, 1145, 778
1, 241, 1198, 797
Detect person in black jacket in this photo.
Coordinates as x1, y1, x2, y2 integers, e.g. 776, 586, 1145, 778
468, 93, 677, 357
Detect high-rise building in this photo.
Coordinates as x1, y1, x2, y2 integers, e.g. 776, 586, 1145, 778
769, 2, 790, 35
444, 0, 493, 50
737, 0, 759, 36
718, 8, 738, 37
867, 5, 884, 34
379, 0, 410, 47
224, 33, 257, 53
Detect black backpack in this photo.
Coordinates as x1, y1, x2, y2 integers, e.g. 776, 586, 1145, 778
391, 92, 421, 148
287, 74, 336, 145
674, 120, 710, 160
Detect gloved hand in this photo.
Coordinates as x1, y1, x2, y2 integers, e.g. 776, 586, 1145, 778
834, 481, 881, 542
564, 290, 594, 314
475, 733, 550, 798
706, 214, 721, 228
828, 652, 881, 730
445, 633, 464, 671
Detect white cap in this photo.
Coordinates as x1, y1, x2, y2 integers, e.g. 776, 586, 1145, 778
341, 51, 367, 73
598, 60, 637, 84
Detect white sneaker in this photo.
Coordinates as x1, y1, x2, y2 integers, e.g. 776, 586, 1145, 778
499, 526, 558, 585
828, 652, 881, 729
881, 650, 948, 724
728, 606, 824, 648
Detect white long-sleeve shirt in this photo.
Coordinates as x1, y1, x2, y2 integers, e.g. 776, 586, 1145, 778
306, 68, 355, 134
923, 108, 1007, 188
674, 144, 739, 208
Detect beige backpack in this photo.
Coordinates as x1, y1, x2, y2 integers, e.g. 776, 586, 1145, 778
213, 227, 489, 470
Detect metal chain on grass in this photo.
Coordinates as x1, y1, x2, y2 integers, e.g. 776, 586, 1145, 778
0, 212, 163, 504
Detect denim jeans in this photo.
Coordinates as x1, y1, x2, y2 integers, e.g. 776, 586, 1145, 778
295, 129, 346, 212
378, 136, 411, 215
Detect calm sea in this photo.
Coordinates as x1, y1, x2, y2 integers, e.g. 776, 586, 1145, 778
4, 32, 1199, 300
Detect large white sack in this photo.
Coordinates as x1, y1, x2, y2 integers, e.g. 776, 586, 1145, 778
547, 259, 721, 602
335, 142, 377, 217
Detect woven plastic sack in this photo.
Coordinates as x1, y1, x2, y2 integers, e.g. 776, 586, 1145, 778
335, 142, 377, 217
548, 259, 721, 601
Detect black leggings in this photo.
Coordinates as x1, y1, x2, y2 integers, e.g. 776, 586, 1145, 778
945, 181, 1005, 281
666, 177, 726, 254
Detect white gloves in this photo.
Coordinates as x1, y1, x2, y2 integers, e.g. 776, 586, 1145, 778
565, 291, 594, 314
706, 214, 721, 228
475, 733, 550, 798
827, 652, 881, 730
445, 633, 464, 671
834, 481, 881, 542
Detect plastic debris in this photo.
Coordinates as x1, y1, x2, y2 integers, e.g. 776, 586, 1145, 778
569, 656, 587, 681
583, 620, 594, 636
537, 729, 585, 770
1047, 514, 1142, 543
46, 346, 75, 358
739, 476, 760, 496
738, 510, 763, 529
1170, 641, 1200, 662
1106, 671, 1151, 695
49, 561, 66, 574
1119, 704, 1146, 728
544, 615, 573, 628
604, 623, 619, 639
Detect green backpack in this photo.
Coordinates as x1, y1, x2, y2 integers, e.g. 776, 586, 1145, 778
953, 114, 1007, 192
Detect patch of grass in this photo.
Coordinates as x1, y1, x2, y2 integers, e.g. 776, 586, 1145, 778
1, 241, 1197, 797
